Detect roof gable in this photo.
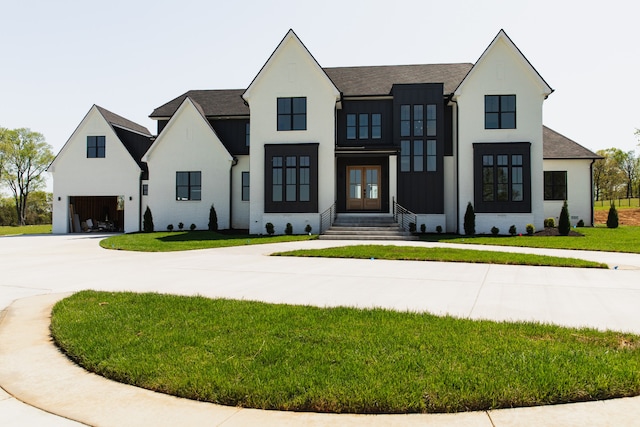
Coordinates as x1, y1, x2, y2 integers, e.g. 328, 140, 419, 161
242, 29, 340, 102
454, 30, 553, 99
150, 89, 248, 119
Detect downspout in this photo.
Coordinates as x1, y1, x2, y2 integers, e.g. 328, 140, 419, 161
590, 159, 596, 226
230, 157, 238, 229
449, 97, 460, 234
139, 171, 143, 232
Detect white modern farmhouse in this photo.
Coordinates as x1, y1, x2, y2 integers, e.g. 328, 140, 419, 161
49, 29, 600, 235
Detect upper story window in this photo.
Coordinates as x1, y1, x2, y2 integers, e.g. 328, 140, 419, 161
277, 97, 306, 131
400, 104, 437, 137
346, 113, 382, 140
485, 95, 516, 129
242, 171, 250, 201
544, 171, 567, 201
245, 123, 250, 147
176, 171, 201, 201
87, 136, 105, 158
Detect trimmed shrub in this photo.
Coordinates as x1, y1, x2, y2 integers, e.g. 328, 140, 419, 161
420, 223, 426, 233
436, 225, 442, 234
544, 217, 555, 228
178, 222, 184, 230
409, 222, 416, 233
265, 222, 274, 235
142, 206, 154, 232
526, 224, 535, 235
491, 226, 499, 236
190, 223, 196, 231
463, 202, 475, 236
509, 225, 517, 236
558, 200, 571, 236
167, 224, 174, 232
208, 205, 218, 232
577, 219, 585, 228
304, 224, 312, 234
607, 203, 619, 229
285, 223, 293, 235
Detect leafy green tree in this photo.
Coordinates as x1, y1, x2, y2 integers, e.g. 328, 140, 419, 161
0, 128, 54, 225
593, 148, 625, 201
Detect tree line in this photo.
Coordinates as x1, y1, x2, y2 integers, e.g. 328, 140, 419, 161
594, 142, 640, 202
0, 127, 54, 226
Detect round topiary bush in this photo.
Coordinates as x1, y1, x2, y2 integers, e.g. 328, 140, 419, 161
491, 226, 499, 235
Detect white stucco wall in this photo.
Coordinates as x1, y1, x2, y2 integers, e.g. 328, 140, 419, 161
543, 159, 595, 226
143, 99, 233, 231
454, 34, 549, 234
231, 155, 250, 229
244, 32, 340, 234
49, 106, 142, 233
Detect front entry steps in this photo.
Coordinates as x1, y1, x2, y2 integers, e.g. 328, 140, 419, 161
319, 214, 418, 241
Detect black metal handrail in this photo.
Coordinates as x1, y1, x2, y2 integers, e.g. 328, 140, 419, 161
392, 198, 417, 232
319, 202, 336, 234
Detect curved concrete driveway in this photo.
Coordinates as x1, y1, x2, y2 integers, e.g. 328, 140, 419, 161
1, 234, 640, 426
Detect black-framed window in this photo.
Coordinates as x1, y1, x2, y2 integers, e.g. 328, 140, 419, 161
400, 105, 411, 137
346, 114, 356, 139
87, 136, 105, 158
474, 142, 530, 213
142, 184, 148, 196
413, 105, 424, 136
485, 95, 516, 129
413, 140, 424, 172
544, 171, 567, 201
245, 123, 250, 147
277, 97, 306, 131
265, 144, 318, 213
176, 171, 201, 201
358, 114, 369, 139
242, 171, 250, 201
400, 140, 410, 172
426, 105, 436, 136
371, 114, 381, 139
346, 113, 382, 140
426, 140, 437, 172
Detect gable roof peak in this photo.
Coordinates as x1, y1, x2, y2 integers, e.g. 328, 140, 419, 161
94, 105, 151, 136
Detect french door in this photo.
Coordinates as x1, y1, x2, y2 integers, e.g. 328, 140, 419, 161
346, 166, 381, 211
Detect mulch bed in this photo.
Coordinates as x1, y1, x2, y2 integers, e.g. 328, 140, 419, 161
534, 228, 584, 237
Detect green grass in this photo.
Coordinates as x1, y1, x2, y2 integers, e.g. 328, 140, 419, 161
273, 245, 607, 268
0, 224, 51, 236
594, 198, 639, 210
100, 231, 317, 252
422, 226, 640, 254
51, 291, 640, 414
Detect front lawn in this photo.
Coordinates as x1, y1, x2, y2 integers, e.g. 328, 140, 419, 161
422, 226, 640, 254
51, 291, 640, 414
100, 231, 317, 252
273, 245, 607, 269
0, 224, 51, 236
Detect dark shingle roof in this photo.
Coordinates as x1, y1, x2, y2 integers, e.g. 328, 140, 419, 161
150, 64, 474, 118
543, 126, 601, 159
150, 89, 248, 118
324, 63, 473, 96
96, 105, 151, 136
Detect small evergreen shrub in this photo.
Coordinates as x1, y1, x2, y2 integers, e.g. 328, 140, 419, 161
607, 203, 619, 229
409, 222, 416, 233
178, 222, 184, 230
558, 200, 571, 236
464, 202, 475, 236
436, 225, 442, 234
576, 219, 585, 228
420, 223, 426, 233
208, 205, 218, 232
265, 222, 274, 235
167, 224, 174, 232
142, 206, 154, 232
491, 226, 499, 236
304, 224, 312, 234
526, 224, 535, 235
285, 223, 293, 235
509, 225, 517, 236
190, 223, 196, 231
544, 217, 555, 228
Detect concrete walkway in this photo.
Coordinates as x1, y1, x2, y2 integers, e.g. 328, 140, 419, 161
1, 234, 640, 426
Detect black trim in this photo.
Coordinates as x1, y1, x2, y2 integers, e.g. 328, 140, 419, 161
264, 144, 318, 213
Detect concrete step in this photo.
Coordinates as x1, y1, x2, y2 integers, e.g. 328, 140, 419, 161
319, 234, 420, 241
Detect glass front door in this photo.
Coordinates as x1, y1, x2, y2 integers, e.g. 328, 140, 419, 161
346, 166, 381, 211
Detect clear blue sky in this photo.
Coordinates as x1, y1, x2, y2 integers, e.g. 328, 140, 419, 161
1, 0, 638, 162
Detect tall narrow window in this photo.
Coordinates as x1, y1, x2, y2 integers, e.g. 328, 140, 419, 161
400, 140, 411, 172
511, 155, 523, 201
346, 114, 356, 140
87, 136, 105, 158
413, 140, 424, 172
245, 123, 250, 147
413, 105, 424, 136
241, 172, 250, 201
272, 157, 283, 201
485, 95, 516, 129
482, 155, 494, 202
371, 113, 381, 139
358, 114, 369, 139
176, 171, 201, 201
400, 105, 411, 137
426, 140, 437, 172
277, 97, 306, 131
426, 104, 436, 136
299, 156, 310, 202
285, 156, 297, 201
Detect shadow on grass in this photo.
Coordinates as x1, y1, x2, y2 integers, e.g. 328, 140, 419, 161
157, 231, 259, 243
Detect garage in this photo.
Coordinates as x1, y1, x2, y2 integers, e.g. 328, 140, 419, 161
68, 196, 125, 232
